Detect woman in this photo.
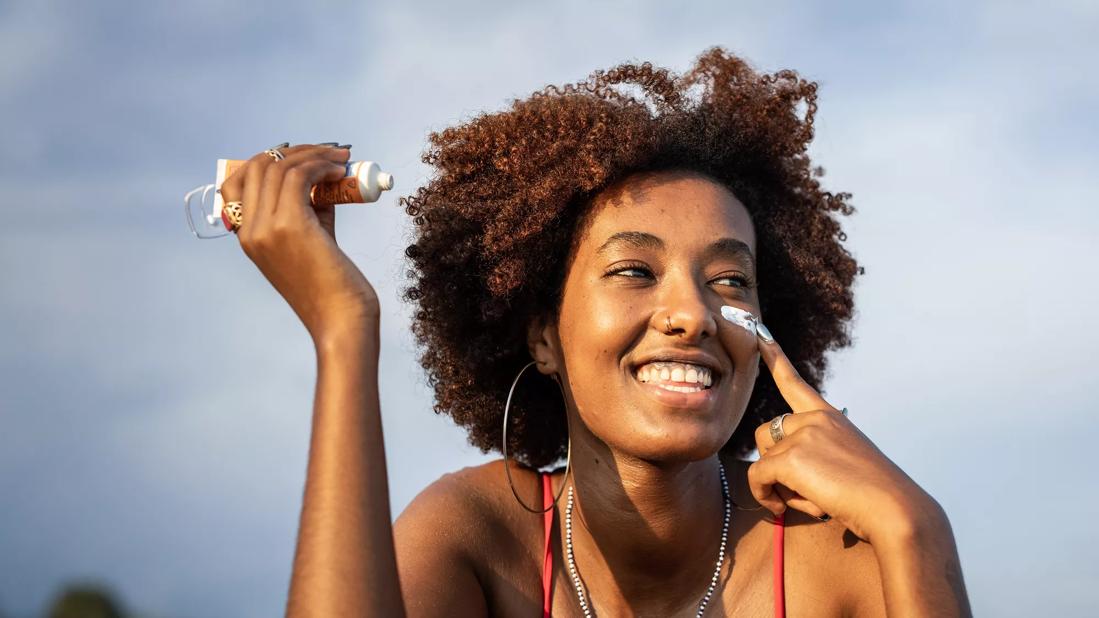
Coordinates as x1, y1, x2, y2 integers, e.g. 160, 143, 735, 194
217, 48, 970, 616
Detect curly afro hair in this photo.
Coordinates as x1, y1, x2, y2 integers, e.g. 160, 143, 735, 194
401, 47, 861, 468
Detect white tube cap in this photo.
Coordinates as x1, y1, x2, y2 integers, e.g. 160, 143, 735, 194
377, 172, 394, 191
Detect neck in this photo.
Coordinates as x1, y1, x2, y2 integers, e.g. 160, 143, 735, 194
564, 426, 729, 614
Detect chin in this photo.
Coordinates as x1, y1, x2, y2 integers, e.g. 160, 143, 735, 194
573, 376, 750, 464
617, 425, 731, 464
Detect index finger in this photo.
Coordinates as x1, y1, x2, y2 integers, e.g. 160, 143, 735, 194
756, 323, 836, 413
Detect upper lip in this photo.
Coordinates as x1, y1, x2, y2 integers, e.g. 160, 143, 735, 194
631, 349, 724, 378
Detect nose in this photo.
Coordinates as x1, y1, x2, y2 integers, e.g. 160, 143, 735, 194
652, 270, 717, 341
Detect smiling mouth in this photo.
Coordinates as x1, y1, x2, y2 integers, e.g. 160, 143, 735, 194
633, 361, 716, 393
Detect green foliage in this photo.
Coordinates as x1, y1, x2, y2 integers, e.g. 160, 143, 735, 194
45, 584, 126, 618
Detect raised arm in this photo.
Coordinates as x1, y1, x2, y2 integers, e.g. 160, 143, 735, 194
217, 144, 405, 616
288, 314, 405, 616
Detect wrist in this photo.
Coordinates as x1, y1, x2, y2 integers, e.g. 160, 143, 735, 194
869, 493, 971, 617
872, 489, 952, 553
311, 303, 381, 357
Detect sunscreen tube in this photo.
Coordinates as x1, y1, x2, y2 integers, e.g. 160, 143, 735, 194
720, 305, 759, 336
212, 159, 395, 220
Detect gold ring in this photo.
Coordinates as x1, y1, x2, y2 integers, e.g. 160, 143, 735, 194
223, 201, 244, 232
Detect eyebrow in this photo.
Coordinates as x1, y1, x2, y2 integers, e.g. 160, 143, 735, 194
596, 231, 664, 254
596, 231, 755, 266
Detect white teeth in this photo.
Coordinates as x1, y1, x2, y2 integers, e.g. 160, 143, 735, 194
636, 361, 714, 388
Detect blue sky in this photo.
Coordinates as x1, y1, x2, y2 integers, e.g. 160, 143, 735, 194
1, 1, 1097, 616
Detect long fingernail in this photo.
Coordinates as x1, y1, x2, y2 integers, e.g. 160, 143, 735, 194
337, 144, 352, 149
319, 142, 339, 147
756, 322, 774, 343
275, 142, 290, 148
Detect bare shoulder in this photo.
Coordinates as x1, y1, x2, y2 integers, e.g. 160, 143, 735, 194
396, 458, 543, 533
394, 459, 545, 617
721, 456, 886, 617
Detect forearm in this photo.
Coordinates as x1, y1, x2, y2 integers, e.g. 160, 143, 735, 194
286, 312, 406, 617
874, 497, 972, 618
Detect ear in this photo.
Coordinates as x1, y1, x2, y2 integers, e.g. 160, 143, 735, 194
526, 313, 562, 377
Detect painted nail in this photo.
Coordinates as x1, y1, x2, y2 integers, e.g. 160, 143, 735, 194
816, 513, 831, 522
319, 142, 339, 147
337, 144, 352, 149
756, 322, 774, 343
274, 142, 290, 148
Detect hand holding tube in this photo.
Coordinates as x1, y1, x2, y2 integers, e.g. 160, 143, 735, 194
216, 143, 382, 342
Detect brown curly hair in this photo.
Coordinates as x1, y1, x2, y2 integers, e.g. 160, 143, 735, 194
401, 47, 861, 468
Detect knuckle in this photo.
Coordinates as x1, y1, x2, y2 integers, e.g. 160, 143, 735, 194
746, 461, 761, 483
220, 172, 243, 194
251, 224, 275, 244
240, 224, 270, 249
797, 424, 822, 443
283, 165, 308, 185
821, 411, 842, 430
270, 217, 295, 239
260, 159, 283, 180
781, 445, 804, 467
754, 422, 770, 445
237, 232, 256, 255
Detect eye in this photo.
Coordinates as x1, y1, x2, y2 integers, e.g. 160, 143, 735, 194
710, 273, 755, 289
603, 261, 654, 279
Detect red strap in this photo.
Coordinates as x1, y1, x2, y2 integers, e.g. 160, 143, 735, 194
773, 512, 786, 618
542, 472, 554, 618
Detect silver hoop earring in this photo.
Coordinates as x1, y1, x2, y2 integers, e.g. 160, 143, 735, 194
502, 361, 572, 513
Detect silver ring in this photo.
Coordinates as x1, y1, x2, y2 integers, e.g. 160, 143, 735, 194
264, 148, 285, 162
769, 413, 792, 443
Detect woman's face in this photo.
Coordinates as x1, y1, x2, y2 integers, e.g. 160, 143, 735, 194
546, 169, 761, 462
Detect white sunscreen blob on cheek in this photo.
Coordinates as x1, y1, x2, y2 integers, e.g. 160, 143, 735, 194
720, 305, 759, 336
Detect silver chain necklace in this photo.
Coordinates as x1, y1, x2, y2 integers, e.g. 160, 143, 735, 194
564, 462, 731, 617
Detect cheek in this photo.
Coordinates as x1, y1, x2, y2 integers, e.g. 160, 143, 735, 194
560, 287, 642, 369
722, 325, 761, 378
